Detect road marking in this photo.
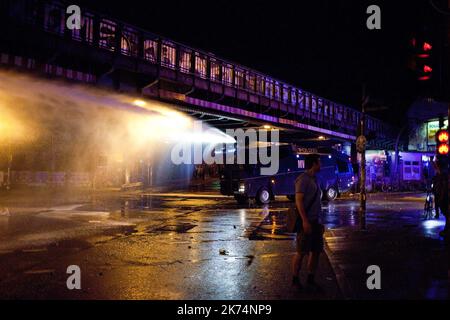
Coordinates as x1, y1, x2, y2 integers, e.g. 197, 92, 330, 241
143, 193, 229, 199
24, 269, 55, 275
22, 248, 48, 253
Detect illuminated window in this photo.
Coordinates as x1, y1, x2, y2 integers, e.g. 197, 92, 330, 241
121, 27, 138, 57
72, 13, 94, 44
317, 99, 323, 115
283, 86, 289, 104
403, 160, 421, 180
311, 96, 317, 113
44, 3, 65, 35
246, 73, 256, 91
265, 79, 273, 98
304, 93, 311, 111
99, 19, 117, 51
144, 39, 157, 63
195, 53, 207, 78
161, 43, 176, 69
179, 49, 192, 73
210, 59, 221, 81
222, 64, 233, 85
291, 89, 297, 106
256, 76, 265, 95
329, 104, 334, 117
336, 106, 343, 121
235, 69, 245, 88
274, 82, 281, 100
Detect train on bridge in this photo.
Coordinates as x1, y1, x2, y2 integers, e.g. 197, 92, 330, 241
0, 0, 401, 191
0, 0, 396, 147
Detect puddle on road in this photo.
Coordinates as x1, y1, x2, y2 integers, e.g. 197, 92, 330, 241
247, 210, 293, 241
47, 238, 93, 250
153, 223, 197, 233
246, 205, 406, 240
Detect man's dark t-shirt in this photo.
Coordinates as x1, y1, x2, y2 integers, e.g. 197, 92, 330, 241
295, 172, 322, 221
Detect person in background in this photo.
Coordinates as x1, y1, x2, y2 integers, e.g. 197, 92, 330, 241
431, 161, 440, 219
433, 159, 448, 237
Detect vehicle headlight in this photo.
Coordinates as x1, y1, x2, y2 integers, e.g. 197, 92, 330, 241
238, 183, 246, 193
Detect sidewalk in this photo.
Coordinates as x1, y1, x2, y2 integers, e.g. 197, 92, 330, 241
323, 209, 447, 299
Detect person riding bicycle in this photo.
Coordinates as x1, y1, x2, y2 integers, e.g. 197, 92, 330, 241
433, 160, 448, 237
431, 173, 440, 219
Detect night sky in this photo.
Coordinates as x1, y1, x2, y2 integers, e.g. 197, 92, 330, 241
76, 0, 445, 126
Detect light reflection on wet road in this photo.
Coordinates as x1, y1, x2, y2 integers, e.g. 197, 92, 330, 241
0, 192, 446, 299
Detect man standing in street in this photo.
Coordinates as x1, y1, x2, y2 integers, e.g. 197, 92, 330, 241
291, 153, 325, 292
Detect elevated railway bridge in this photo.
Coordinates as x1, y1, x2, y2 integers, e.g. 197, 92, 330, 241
0, 0, 401, 189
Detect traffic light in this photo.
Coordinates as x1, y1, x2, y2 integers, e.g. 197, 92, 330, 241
436, 129, 449, 156
408, 37, 433, 81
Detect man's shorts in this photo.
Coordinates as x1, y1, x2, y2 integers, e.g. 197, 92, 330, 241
296, 221, 324, 253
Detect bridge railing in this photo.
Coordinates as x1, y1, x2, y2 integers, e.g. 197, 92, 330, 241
4, 0, 394, 140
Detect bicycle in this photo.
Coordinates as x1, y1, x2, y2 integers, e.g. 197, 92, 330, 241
422, 188, 435, 220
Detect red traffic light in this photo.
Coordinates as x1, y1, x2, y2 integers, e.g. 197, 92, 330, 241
436, 129, 449, 155
437, 130, 449, 143
423, 42, 432, 51
423, 65, 432, 73
418, 75, 431, 81
438, 143, 449, 155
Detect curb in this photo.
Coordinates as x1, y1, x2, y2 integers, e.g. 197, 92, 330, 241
323, 230, 355, 300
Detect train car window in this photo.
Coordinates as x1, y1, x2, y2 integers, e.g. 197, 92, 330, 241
298, 91, 305, 109
179, 49, 192, 73
304, 93, 311, 111
283, 86, 289, 104
210, 59, 221, 81
246, 73, 256, 92
235, 69, 245, 88
256, 76, 265, 95
143, 39, 157, 63
311, 96, 317, 113
274, 82, 281, 100
161, 43, 176, 69
265, 79, 273, 98
195, 53, 207, 78
291, 89, 297, 106
99, 19, 117, 51
72, 13, 94, 44
317, 99, 323, 115
121, 27, 139, 57
222, 64, 233, 85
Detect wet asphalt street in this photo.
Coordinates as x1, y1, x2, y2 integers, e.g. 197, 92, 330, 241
0, 189, 447, 299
